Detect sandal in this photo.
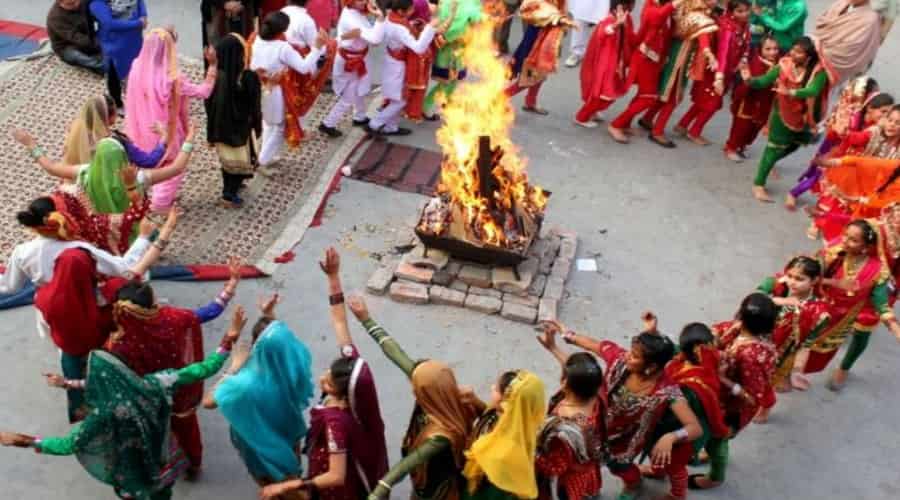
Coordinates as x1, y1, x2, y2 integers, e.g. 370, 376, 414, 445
687, 474, 719, 490
522, 105, 549, 116
649, 135, 676, 149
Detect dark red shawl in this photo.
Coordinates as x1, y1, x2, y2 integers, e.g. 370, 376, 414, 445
664, 345, 730, 439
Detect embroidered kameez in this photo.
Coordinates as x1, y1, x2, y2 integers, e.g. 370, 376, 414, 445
34, 348, 230, 499
506, 0, 569, 109
749, 58, 829, 187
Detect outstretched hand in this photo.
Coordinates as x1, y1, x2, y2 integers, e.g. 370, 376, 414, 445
319, 247, 340, 276
12, 129, 36, 149
258, 293, 280, 319
0, 432, 33, 448
535, 324, 559, 351
224, 305, 247, 344
42, 373, 67, 389
347, 295, 370, 322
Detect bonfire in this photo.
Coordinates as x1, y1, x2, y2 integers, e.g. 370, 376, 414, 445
416, 17, 548, 261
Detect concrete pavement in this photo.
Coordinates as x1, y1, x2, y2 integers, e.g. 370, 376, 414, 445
2, 1, 900, 499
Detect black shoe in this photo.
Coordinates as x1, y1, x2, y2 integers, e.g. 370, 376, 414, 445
423, 113, 440, 122
352, 117, 370, 127
381, 127, 412, 136
318, 123, 343, 138
637, 117, 653, 131
649, 134, 676, 149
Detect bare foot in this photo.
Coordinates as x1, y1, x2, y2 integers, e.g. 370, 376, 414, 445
608, 125, 630, 144
806, 224, 820, 240
827, 369, 848, 392
688, 134, 711, 146
725, 150, 743, 162
775, 379, 792, 393
753, 406, 770, 424
752, 185, 774, 203
673, 125, 688, 137
791, 372, 811, 391
784, 194, 798, 211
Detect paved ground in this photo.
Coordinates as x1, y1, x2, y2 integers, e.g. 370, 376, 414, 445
2, 1, 900, 499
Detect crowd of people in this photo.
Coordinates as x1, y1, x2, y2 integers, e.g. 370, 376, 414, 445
0, 0, 899, 499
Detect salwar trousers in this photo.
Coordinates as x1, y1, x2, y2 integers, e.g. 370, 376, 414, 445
322, 77, 368, 128
505, 80, 544, 109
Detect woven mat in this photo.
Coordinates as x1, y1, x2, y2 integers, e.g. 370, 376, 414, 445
0, 54, 345, 271
349, 140, 443, 196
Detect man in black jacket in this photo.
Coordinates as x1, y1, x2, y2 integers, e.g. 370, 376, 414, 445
46, 0, 103, 74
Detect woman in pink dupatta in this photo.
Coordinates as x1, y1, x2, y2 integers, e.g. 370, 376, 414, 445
125, 28, 218, 213
813, 0, 883, 86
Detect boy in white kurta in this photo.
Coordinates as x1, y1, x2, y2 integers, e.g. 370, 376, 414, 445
283, 0, 318, 49
368, 0, 437, 136
251, 12, 327, 169
318, 0, 386, 138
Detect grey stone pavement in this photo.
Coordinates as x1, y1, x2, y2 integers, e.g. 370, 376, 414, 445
2, 1, 900, 499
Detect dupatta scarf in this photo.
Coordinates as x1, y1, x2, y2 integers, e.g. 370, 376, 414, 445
813, 0, 882, 85
214, 321, 314, 482
77, 137, 130, 214
580, 14, 636, 103
104, 292, 204, 415
73, 350, 187, 498
663, 345, 730, 440
63, 96, 112, 165
344, 346, 389, 492
463, 371, 547, 498
125, 28, 183, 164
206, 33, 262, 147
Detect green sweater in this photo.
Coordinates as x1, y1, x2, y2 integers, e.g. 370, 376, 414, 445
754, 0, 808, 51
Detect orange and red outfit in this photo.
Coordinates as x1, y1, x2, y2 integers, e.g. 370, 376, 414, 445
676, 11, 750, 138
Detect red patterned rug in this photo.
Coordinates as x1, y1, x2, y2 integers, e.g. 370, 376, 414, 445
348, 139, 443, 196
0, 53, 349, 273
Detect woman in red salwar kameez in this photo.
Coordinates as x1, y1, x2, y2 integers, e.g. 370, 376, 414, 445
553, 318, 702, 500
723, 34, 779, 161
752, 256, 831, 422
674, 0, 751, 146
103, 259, 242, 477
690, 293, 777, 491
534, 329, 605, 500
574, 0, 636, 129
401, 0, 435, 121
809, 220, 900, 391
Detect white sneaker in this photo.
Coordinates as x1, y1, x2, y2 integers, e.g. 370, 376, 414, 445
565, 54, 582, 68
574, 119, 598, 129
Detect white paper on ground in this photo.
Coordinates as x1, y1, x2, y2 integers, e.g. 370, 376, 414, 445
576, 258, 598, 272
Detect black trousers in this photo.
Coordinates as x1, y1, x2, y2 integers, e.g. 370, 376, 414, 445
107, 63, 123, 108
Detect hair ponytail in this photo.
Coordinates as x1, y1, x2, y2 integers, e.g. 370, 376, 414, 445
16, 197, 55, 228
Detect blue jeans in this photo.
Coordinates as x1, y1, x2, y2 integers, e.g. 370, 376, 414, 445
58, 46, 104, 75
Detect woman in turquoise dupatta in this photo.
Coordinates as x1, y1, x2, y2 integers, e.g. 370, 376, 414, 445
0, 307, 247, 500
207, 297, 315, 488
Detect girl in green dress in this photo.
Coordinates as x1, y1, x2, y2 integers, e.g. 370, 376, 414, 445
0, 307, 248, 500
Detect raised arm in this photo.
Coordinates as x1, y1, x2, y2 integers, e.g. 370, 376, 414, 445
193, 256, 241, 324
366, 436, 451, 500
13, 129, 82, 180
348, 296, 417, 377
142, 123, 198, 186
758, 3, 807, 32
320, 247, 354, 349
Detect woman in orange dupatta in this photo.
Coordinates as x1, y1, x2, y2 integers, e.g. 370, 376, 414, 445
505, 0, 575, 115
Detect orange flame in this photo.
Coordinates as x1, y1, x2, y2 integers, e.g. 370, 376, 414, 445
432, 15, 547, 248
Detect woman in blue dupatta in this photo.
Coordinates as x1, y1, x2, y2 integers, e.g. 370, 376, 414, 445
204, 294, 315, 495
